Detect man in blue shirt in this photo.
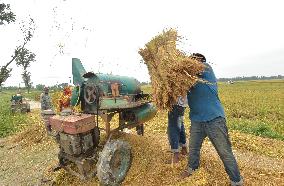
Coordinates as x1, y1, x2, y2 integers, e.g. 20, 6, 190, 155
181, 53, 243, 186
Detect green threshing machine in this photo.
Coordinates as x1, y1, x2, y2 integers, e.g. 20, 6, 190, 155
48, 58, 157, 185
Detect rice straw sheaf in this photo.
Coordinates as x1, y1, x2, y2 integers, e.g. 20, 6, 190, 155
139, 29, 205, 110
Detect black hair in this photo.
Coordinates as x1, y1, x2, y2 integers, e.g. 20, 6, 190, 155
192, 53, 206, 63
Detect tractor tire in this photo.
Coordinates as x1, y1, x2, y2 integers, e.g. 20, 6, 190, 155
96, 140, 132, 186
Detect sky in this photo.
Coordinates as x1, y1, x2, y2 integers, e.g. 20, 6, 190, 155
1, 0, 284, 87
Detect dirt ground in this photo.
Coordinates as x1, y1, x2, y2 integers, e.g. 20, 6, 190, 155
28, 100, 41, 110
0, 109, 284, 186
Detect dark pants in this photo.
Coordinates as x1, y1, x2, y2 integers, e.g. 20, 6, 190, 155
167, 105, 186, 152
188, 117, 242, 183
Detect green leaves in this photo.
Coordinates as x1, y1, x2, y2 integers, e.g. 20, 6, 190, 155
0, 3, 16, 25
15, 47, 36, 92
15, 48, 36, 68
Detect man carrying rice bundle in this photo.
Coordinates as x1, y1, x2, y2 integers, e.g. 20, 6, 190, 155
139, 29, 243, 186
180, 53, 243, 186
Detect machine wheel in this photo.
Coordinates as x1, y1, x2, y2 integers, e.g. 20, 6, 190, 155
84, 84, 98, 104
136, 124, 144, 136
97, 140, 132, 186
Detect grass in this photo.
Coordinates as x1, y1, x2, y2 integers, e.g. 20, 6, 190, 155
1, 80, 283, 140
0, 90, 41, 137
219, 80, 284, 140
142, 80, 284, 141
1, 81, 284, 185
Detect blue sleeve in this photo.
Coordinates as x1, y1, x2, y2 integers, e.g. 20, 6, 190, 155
201, 63, 218, 95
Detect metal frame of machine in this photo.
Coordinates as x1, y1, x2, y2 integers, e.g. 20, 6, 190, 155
48, 58, 157, 185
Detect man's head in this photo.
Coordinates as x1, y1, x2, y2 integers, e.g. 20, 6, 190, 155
192, 53, 206, 63
44, 86, 49, 94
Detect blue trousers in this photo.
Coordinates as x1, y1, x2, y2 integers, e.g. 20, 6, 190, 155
167, 105, 186, 152
188, 117, 242, 183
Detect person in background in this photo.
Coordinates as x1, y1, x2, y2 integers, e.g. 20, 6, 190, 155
40, 86, 54, 134
40, 87, 53, 111
181, 53, 243, 186
167, 95, 188, 164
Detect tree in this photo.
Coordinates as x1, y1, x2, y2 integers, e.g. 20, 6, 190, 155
15, 48, 36, 93
0, 3, 16, 89
0, 3, 16, 25
36, 84, 45, 91
0, 4, 35, 88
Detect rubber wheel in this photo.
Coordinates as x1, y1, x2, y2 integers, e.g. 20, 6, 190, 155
97, 140, 132, 186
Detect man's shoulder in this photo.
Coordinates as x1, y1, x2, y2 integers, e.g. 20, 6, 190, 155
201, 63, 216, 82
40, 93, 50, 99
203, 63, 213, 71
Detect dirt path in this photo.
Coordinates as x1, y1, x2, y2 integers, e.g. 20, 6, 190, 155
0, 139, 58, 185
28, 100, 41, 110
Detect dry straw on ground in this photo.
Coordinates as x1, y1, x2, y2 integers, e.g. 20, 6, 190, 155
139, 29, 205, 110
2, 110, 284, 185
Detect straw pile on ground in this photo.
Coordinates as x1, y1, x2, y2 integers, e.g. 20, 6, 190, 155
11, 110, 48, 147
1, 110, 284, 185
139, 29, 205, 110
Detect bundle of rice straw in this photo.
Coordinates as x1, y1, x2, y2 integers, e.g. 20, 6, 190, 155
139, 29, 205, 110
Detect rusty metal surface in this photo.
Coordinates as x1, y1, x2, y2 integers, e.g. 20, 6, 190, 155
50, 114, 96, 134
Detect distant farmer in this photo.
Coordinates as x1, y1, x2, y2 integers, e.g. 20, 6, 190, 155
40, 86, 54, 134
181, 53, 243, 186
40, 87, 53, 111
167, 96, 188, 164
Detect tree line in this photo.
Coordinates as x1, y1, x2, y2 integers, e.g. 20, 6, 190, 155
2, 83, 70, 92
218, 75, 284, 82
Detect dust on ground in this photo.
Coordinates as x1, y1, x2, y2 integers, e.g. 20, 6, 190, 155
0, 112, 284, 186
